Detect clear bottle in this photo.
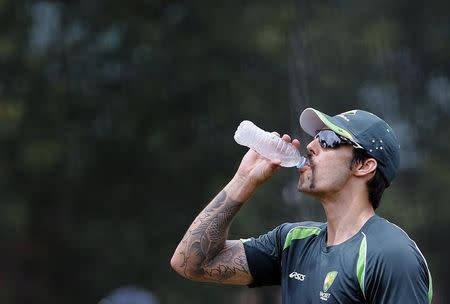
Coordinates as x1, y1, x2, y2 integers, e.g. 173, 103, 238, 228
234, 120, 308, 168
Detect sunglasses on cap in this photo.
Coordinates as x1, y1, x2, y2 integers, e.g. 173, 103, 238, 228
314, 129, 363, 149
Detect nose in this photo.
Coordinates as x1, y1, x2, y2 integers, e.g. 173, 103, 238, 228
306, 138, 320, 156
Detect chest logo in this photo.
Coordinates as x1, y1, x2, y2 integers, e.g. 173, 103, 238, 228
320, 271, 338, 301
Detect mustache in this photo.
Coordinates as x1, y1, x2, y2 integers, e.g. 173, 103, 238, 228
306, 153, 314, 166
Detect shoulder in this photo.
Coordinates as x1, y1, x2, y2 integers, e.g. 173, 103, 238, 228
282, 221, 325, 232
242, 221, 325, 253
363, 216, 429, 274
282, 221, 325, 248
244, 221, 325, 241
361, 216, 433, 303
363, 216, 419, 253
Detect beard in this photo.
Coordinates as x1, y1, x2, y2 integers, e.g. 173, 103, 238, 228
298, 160, 316, 192
307, 165, 316, 190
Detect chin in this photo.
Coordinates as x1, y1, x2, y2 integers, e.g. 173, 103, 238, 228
298, 183, 314, 193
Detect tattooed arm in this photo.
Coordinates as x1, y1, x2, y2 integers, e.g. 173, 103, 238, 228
171, 134, 299, 284
170, 181, 252, 284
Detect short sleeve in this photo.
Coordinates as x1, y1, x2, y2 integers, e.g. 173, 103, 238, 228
365, 242, 432, 303
241, 223, 293, 287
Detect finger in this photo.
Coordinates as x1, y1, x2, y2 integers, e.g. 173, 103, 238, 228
266, 159, 282, 173
291, 138, 301, 149
270, 159, 282, 166
271, 131, 280, 137
281, 134, 292, 142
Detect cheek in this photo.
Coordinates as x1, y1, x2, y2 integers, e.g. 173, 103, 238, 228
314, 159, 351, 187
328, 162, 351, 186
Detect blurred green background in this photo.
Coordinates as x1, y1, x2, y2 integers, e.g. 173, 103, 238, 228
0, 0, 448, 303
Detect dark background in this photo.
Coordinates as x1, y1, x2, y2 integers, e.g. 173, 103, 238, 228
0, 1, 448, 303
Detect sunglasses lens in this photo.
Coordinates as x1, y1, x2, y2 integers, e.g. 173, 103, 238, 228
316, 130, 347, 149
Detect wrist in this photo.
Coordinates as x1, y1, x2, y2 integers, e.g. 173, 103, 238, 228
225, 173, 258, 203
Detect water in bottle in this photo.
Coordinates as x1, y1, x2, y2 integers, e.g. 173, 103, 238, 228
234, 120, 309, 168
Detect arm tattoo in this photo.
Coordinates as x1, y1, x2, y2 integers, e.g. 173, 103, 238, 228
202, 242, 249, 282
177, 190, 249, 282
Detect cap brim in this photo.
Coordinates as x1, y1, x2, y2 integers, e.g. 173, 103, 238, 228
299, 108, 357, 142
299, 108, 329, 136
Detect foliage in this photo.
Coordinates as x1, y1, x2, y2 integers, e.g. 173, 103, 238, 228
0, 0, 448, 303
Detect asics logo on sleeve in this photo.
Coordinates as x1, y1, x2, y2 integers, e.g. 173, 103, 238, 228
289, 271, 306, 281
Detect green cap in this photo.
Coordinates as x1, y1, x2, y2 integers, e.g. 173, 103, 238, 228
299, 108, 400, 186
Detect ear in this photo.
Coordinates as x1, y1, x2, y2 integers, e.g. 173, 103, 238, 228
353, 158, 377, 179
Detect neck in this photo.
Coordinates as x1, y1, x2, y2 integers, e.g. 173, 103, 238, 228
320, 189, 375, 246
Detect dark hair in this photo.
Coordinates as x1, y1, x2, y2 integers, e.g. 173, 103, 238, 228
351, 148, 387, 210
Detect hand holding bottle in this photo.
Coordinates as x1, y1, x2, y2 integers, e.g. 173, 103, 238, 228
232, 120, 306, 189
234, 120, 308, 167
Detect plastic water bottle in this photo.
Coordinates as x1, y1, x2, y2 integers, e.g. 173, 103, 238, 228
234, 120, 308, 168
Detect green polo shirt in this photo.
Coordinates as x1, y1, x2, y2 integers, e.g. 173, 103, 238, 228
242, 215, 432, 303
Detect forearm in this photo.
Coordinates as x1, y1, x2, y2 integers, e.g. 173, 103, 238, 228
171, 175, 256, 281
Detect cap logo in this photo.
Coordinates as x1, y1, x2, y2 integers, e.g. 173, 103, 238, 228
337, 110, 357, 122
